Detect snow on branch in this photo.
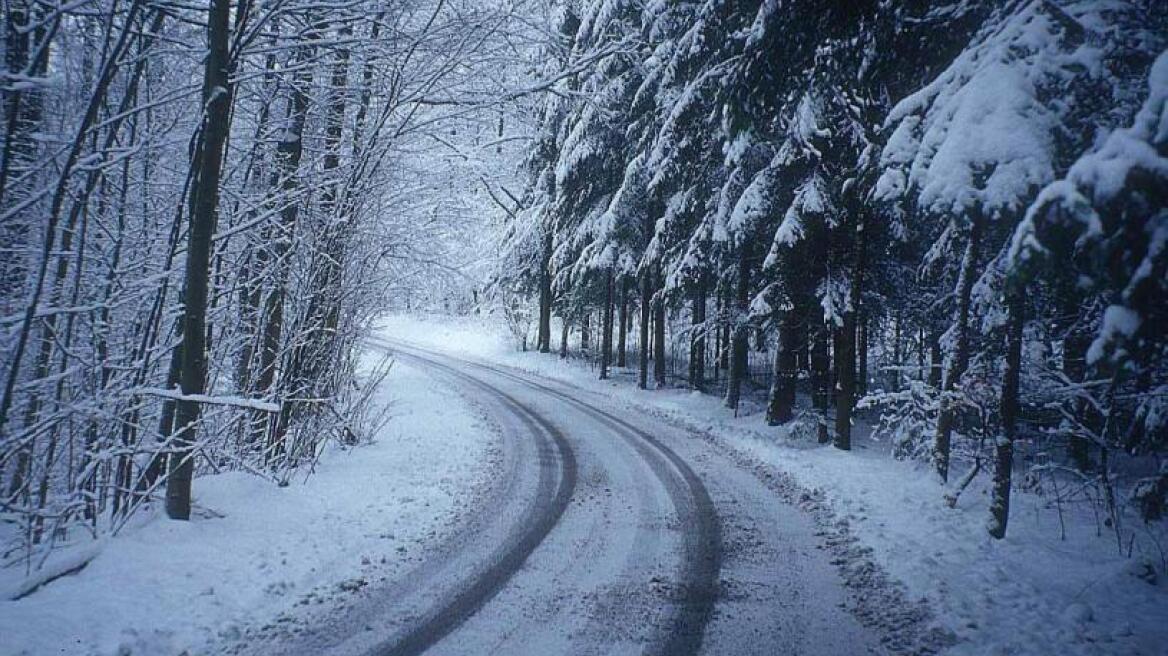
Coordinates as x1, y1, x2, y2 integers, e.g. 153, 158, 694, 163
130, 388, 280, 413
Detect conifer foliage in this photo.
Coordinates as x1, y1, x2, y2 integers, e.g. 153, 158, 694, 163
500, 0, 1167, 539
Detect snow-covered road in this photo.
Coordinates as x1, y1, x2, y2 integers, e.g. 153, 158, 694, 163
246, 341, 882, 656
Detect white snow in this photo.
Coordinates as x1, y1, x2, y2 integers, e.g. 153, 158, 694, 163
378, 312, 1168, 656
727, 164, 772, 235
1088, 305, 1142, 365
130, 387, 281, 412
0, 357, 499, 656
1064, 48, 1168, 202
876, 1, 1108, 217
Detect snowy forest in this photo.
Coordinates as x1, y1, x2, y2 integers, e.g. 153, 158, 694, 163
495, 0, 1168, 540
0, 0, 534, 555
1, 0, 1167, 654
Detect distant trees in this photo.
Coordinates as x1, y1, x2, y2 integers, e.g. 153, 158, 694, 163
502, 0, 1167, 540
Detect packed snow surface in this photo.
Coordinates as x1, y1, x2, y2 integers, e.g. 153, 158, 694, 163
379, 312, 1168, 656
0, 358, 498, 656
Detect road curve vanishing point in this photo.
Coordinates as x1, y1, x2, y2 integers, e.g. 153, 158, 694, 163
381, 340, 723, 656
230, 338, 881, 656
366, 341, 579, 656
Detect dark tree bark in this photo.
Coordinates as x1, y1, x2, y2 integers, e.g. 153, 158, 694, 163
725, 244, 751, 411
617, 278, 628, 367
581, 312, 591, 351
799, 323, 810, 373
537, 234, 552, 353
857, 311, 869, 397
718, 290, 730, 375
292, 21, 354, 399
638, 273, 650, 389
233, 39, 279, 439
560, 317, 569, 358
166, 0, 235, 520
17, 12, 166, 510
255, 36, 313, 456
647, 308, 653, 363
1062, 302, 1095, 471
934, 214, 982, 482
653, 271, 666, 388
835, 213, 867, 451
811, 321, 830, 411
689, 276, 707, 391
890, 311, 902, 392
835, 316, 856, 451
812, 316, 832, 444
0, 6, 32, 209
0, 0, 144, 495
600, 270, 614, 380
0, 2, 51, 298
766, 313, 797, 425
144, 327, 183, 495
831, 326, 842, 405
989, 291, 1024, 539
713, 297, 723, 384
928, 327, 943, 388
917, 327, 926, 382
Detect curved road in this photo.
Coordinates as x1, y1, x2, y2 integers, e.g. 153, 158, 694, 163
240, 341, 880, 656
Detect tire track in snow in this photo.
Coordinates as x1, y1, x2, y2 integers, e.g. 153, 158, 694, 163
385, 341, 722, 656
368, 343, 578, 656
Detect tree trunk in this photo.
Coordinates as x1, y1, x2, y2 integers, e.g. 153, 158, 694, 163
638, 273, 650, 389
689, 276, 707, 391
1062, 303, 1094, 471
917, 327, 926, 382
891, 312, 902, 392
830, 326, 842, 405
813, 317, 831, 444
857, 311, 868, 397
144, 326, 182, 494
581, 312, 591, 351
0, 2, 50, 294
647, 309, 653, 362
933, 214, 982, 482
537, 235, 552, 353
811, 321, 830, 411
799, 324, 811, 374
166, 0, 234, 520
617, 278, 628, 367
719, 289, 730, 375
560, 317, 569, 358
725, 245, 751, 410
254, 38, 313, 456
835, 316, 856, 451
836, 212, 867, 451
989, 291, 1024, 539
0, 0, 143, 487
767, 313, 798, 425
653, 271, 666, 388
713, 299, 723, 384
292, 22, 353, 399
600, 270, 614, 380
928, 327, 942, 388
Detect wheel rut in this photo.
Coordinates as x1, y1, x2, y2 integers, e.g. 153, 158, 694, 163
368, 344, 578, 656
382, 341, 722, 656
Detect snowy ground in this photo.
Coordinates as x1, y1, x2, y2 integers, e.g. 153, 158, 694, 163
378, 312, 1168, 656
0, 358, 500, 656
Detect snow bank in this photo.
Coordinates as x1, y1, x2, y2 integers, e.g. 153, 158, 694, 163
378, 312, 1168, 656
0, 357, 498, 656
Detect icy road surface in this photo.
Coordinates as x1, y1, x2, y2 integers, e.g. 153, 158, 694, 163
240, 341, 880, 656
